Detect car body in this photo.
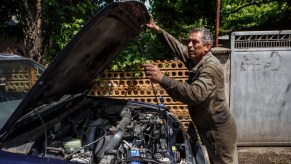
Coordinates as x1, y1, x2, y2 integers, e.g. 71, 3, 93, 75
0, 1, 209, 164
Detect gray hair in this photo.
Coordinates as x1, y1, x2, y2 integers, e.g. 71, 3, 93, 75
190, 28, 214, 46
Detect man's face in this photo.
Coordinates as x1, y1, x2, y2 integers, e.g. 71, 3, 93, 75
187, 32, 211, 63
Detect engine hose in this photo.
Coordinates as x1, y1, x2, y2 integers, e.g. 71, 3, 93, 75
86, 118, 105, 151
116, 108, 131, 131
96, 109, 132, 158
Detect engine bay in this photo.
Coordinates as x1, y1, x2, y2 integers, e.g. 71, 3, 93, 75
22, 99, 193, 164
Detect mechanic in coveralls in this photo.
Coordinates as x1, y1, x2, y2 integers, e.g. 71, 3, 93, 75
143, 16, 238, 164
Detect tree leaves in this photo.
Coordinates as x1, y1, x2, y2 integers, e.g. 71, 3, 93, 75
220, 0, 290, 33
0, 0, 290, 66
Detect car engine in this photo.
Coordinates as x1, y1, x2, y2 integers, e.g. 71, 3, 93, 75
28, 100, 192, 164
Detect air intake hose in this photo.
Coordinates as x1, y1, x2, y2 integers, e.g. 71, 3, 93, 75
96, 108, 132, 158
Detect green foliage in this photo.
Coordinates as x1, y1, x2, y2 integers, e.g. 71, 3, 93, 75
109, 24, 182, 73
42, 0, 100, 61
109, 33, 147, 77
145, 0, 217, 59
220, 0, 291, 34
149, 0, 216, 37
42, 0, 154, 73
1, 0, 290, 68
111, 0, 290, 73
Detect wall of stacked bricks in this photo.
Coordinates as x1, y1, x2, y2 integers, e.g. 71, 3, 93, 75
4, 66, 38, 92
89, 47, 231, 131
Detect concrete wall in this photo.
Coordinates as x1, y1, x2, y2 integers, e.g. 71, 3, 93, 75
211, 47, 231, 105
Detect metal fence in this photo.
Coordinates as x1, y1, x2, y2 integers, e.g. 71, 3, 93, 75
230, 30, 291, 146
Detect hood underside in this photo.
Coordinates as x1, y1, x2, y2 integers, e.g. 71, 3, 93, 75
0, 1, 150, 136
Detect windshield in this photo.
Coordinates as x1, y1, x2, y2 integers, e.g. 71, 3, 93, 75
0, 60, 44, 128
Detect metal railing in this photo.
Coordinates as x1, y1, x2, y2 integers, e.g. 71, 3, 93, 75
231, 31, 291, 50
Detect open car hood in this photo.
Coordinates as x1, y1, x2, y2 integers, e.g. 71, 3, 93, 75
0, 1, 149, 136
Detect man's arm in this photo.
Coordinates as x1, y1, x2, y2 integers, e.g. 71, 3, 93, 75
159, 66, 218, 105
143, 63, 219, 105
146, 16, 190, 65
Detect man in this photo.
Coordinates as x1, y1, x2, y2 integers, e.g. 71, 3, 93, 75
143, 17, 238, 164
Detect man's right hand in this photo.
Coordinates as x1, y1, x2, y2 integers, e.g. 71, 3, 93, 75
146, 15, 160, 32
143, 64, 164, 84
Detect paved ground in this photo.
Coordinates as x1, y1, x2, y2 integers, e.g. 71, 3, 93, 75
238, 147, 291, 164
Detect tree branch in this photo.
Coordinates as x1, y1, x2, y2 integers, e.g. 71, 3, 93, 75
223, 1, 273, 15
